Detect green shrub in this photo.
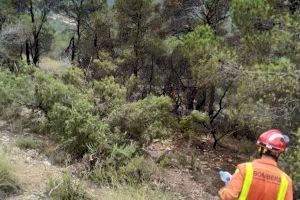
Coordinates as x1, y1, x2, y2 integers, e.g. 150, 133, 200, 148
61, 67, 85, 89
90, 144, 139, 185
118, 156, 156, 184
18, 61, 36, 75
126, 74, 140, 97
107, 95, 174, 145
34, 70, 111, 156
191, 110, 209, 123
90, 51, 118, 80
47, 173, 90, 200
0, 153, 19, 198
159, 155, 173, 168
281, 128, 300, 197
91, 152, 157, 186
90, 165, 120, 186
109, 144, 139, 167
15, 136, 43, 150
90, 144, 157, 186
48, 97, 110, 156
0, 70, 34, 118
179, 110, 209, 137
34, 71, 81, 113
93, 77, 126, 117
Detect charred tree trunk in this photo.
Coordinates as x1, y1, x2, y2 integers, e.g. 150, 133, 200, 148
28, 0, 48, 66
187, 87, 198, 110
149, 55, 154, 93
133, 44, 139, 77
71, 38, 75, 61
32, 36, 39, 65
93, 33, 98, 57
75, 18, 81, 62
212, 130, 218, 149
204, 83, 232, 149
207, 86, 216, 118
19, 45, 23, 60
25, 40, 31, 65
132, 12, 143, 77
66, 37, 75, 61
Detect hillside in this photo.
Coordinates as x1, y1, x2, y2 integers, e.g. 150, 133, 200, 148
0, 0, 299, 199
0, 119, 245, 200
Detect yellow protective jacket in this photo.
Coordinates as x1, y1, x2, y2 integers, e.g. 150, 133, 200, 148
218, 158, 293, 200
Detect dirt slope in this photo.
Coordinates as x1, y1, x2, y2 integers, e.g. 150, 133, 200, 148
0, 121, 63, 200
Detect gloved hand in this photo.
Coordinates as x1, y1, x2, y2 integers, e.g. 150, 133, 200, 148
219, 171, 232, 185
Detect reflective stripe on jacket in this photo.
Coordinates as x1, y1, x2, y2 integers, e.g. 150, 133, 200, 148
218, 158, 293, 200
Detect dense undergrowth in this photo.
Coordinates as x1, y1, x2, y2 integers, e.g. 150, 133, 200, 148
0, 62, 299, 197
0, 63, 188, 198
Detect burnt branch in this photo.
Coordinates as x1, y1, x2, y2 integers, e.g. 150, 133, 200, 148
210, 82, 233, 124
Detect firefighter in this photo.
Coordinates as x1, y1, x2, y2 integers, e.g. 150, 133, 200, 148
219, 129, 293, 200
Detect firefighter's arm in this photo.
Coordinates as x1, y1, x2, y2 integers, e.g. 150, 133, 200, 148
218, 164, 245, 200
285, 178, 293, 200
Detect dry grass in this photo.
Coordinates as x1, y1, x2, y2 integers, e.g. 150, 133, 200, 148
0, 153, 20, 198
39, 57, 70, 74
48, 173, 91, 200
15, 136, 43, 150
96, 185, 180, 200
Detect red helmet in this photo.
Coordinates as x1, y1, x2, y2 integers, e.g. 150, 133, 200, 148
257, 129, 289, 156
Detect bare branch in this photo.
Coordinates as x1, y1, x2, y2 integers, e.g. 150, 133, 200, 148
210, 82, 233, 124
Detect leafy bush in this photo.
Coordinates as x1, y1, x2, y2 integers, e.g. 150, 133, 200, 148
47, 173, 91, 200
118, 156, 154, 183
107, 95, 174, 145
61, 67, 85, 89
34, 71, 81, 114
91, 151, 157, 186
15, 136, 43, 150
18, 61, 36, 75
108, 144, 139, 168
281, 128, 300, 197
191, 110, 209, 122
0, 70, 34, 118
0, 153, 19, 198
90, 51, 118, 80
93, 77, 126, 117
229, 58, 299, 134
48, 97, 110, 156
179, 110, 209, 136
90, 144, 138, 185
126, 74, 140, 98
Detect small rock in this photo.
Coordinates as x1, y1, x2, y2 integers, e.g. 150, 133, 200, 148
43, 160, 51, 166
27, 150, 38, 158
25, 157, 31, 163
184, 169, 190, 172
201, 161, 208, 165
171, 158, 180, 166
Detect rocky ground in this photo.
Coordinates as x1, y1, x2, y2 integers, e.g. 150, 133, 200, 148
0, 121, 63, 200
0, 120, 244, 200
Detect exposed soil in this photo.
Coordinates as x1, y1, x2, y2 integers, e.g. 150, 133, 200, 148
146, 136, 247, 199
0, 121, 64, 200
